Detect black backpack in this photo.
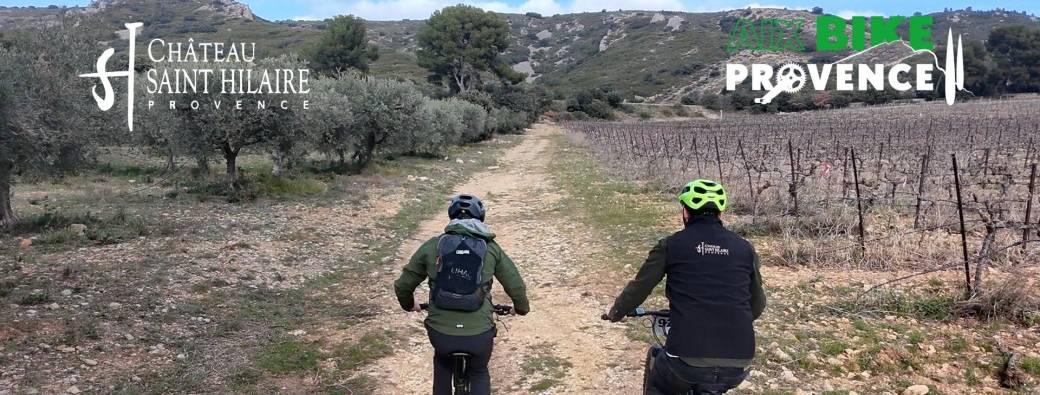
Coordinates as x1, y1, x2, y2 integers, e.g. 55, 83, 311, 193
432, 234, 489, 311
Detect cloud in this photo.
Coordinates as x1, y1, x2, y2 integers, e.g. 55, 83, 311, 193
293, 0, 686, 21
740, 3, 806, 11
283, 0, 821, 21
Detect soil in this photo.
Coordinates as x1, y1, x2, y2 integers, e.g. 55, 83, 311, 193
342, 124, 648, 393
330, 123, 1040, 394
4, 123, 1037, 394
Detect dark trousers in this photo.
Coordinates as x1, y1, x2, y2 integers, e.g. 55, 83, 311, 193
426, 325, 497, 395
647, 349, 747, 395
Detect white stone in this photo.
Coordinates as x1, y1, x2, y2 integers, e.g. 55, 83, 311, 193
903, 385, 929, 395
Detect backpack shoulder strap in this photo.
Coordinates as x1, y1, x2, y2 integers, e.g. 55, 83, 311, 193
436, 234, 455, 258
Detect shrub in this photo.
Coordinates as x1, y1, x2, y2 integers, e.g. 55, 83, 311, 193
413, 99, 465, 154
554, 111, 589, 121
455, 100, 489, 142
456, 89, 496, 111
604, 90, 623, 108
565, 86, 622, 119
829, 92, 853, 108
484, 82, 550, 120
488, 108, 529, 134
728, 91, 753, 110
582, 100, 615, 119
700, 93, 721, 110
681, 92, 699, 105
955, 279, 1040, 326
310, 75, 426, 167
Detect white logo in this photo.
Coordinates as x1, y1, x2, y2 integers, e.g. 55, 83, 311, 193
79, 22, 143, 131
728, 28, 969, 105
754, 63, 806, 104
79, 22, 312, 132
455, 249, 471, 255
696, 242, 730, 256
450, 266, 472, 280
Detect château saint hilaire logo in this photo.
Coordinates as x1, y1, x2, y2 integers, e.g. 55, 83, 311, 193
79, 22, 312, 132
724, 15, 968, 105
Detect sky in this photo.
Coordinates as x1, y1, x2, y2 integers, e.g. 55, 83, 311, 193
4, 0, 1038, 21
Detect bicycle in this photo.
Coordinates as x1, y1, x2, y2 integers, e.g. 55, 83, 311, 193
419, 303, 514, 395
602, 307, 670, 394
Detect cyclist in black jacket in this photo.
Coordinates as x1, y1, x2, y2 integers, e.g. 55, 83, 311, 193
606, 179, 766, 394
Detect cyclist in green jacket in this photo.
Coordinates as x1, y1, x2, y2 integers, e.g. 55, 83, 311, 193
394, 194, 530, 395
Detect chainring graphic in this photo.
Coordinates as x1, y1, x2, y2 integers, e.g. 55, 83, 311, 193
755, 63, 807, 104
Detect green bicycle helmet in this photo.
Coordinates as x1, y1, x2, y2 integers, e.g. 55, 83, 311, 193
678, 179, 727, 212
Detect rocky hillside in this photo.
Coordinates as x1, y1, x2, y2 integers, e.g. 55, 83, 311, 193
1, 1, 1036, 102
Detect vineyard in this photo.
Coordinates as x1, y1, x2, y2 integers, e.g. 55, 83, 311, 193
566, 98, 1040, 298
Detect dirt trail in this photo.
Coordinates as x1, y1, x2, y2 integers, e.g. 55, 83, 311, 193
356, 123, 649, 394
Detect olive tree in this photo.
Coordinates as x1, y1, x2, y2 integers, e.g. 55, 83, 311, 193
261, 55, 312, 177
455, 99, 488, 142
314, 75, 426, 169
391, 98, 464, 156
305, 76, 356, 168
134, 69, 187, 171
158, 57, 305, 190
0, 22, 107, 230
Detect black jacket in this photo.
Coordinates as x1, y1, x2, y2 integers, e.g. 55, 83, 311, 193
608, 215, 766, 363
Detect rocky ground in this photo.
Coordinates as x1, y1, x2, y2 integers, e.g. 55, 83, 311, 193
0, 136, 519, 393
2, 123, 1038, 394
340, 124, 1040, 394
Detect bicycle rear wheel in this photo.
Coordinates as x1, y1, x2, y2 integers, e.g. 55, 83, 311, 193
452, 353, 471, 395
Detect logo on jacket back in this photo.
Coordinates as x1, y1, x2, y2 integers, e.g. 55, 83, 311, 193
696, 242, 730, 256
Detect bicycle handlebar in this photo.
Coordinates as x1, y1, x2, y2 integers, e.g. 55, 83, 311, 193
628, 307, 670, 317
601, 307, 670, 321
418, 303, 515, 315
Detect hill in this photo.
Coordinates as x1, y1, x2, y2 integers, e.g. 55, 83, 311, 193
1, 1, 1036, 102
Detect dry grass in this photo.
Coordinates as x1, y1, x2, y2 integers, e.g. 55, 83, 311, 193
552, 132, 1040, 393
957, 278, 1040, 326
0, 136, 521, 393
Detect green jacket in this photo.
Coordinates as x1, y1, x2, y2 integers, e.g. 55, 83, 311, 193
608, 237, 767, 368
394, 219, 530, 336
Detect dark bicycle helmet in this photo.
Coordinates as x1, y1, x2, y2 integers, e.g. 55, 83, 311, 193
448, 194, 486, 221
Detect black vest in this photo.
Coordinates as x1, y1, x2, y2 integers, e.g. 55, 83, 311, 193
664, 215, 756, 359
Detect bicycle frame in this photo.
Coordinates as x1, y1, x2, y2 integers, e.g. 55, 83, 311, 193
629, 307, 671, 347
419, 302, 513, 395
452, 352, 471, 395
606, 307, 670, 395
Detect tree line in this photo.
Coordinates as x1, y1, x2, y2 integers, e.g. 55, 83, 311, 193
0, 5, 548, 230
